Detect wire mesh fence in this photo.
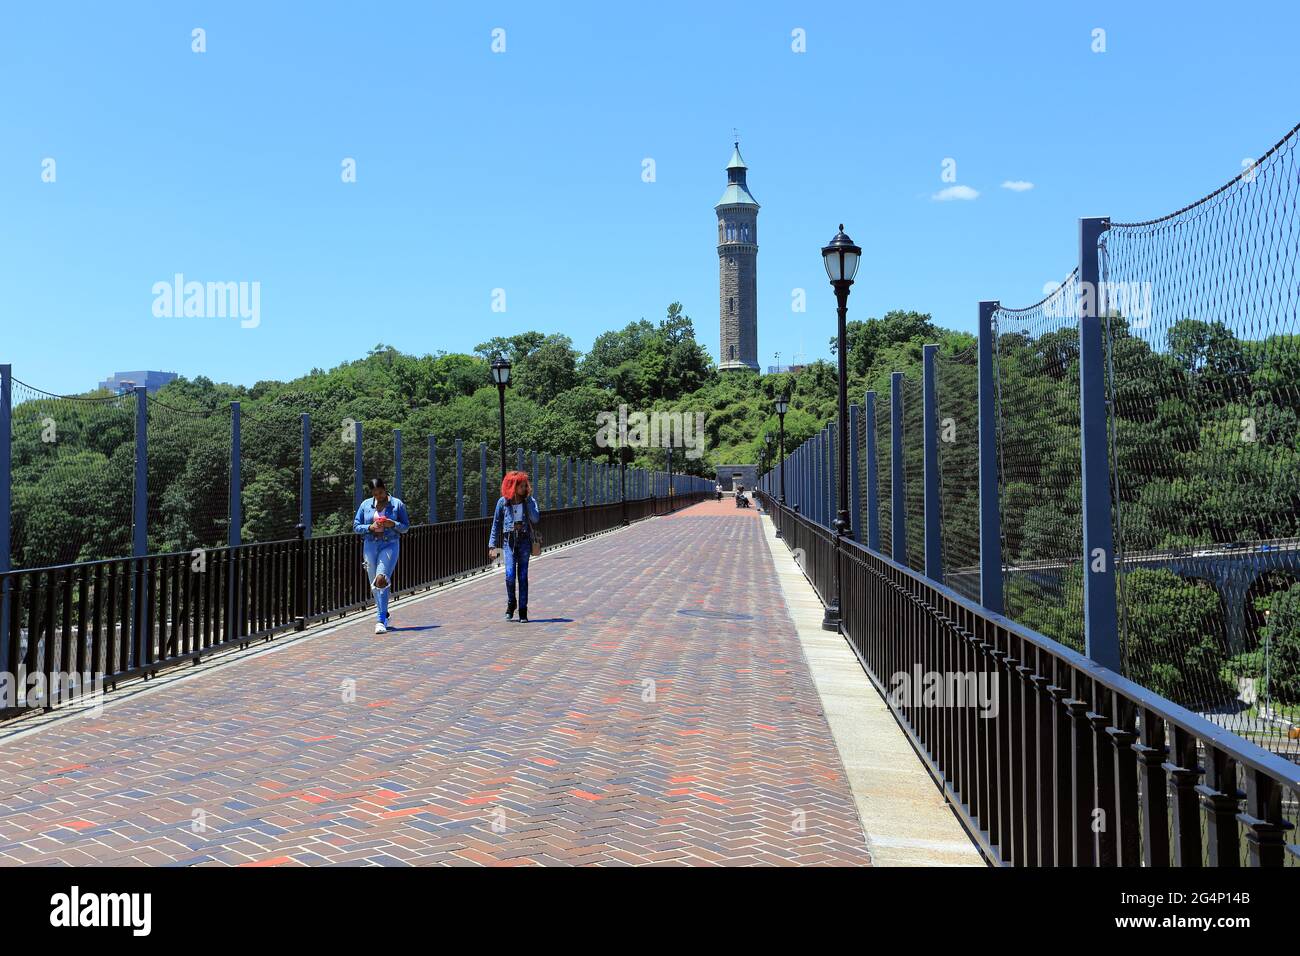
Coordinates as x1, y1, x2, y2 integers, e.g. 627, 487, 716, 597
146, 395, 230, 553
936, 346, 980, 602
854, 396, 869, 543
240, 402, 302, 543
9, 381, 136, 567
876, 391, 892, 560
901, 376, 925, 573
1102, 121, 1300, 753
309, 414, 355, 537
995, 270, 1086, 654
361, 421, 397, 515
398, 433, 432, 526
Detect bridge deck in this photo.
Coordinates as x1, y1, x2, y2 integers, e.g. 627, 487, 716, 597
0, 500, 897, 866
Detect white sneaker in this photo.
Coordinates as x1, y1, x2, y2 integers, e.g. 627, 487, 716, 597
375, 622, 387, 634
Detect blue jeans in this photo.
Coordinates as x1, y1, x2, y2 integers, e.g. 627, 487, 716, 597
504, 534, 531, 609
363, 537, 400, 624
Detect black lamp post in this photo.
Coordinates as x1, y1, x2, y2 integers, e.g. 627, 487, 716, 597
774, 394, 789, 506
619, 445, 631, 526
821, 224, 861, 630
490, 358, 512, 477
762, 433, 772, 498
666, 445, 674, 513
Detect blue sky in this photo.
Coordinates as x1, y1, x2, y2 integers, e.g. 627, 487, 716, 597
2, 1, 1297, 394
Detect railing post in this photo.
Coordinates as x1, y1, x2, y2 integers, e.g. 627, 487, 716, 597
394, 428, 403, 500
800, 440, 808, 518
1078, 215, 1120, 671
849, 401, 862, 542
865, 390, 879, 551
806, 431, 816, 522
666, 447, 673, 512
891, 372, 907, 564
824, 425, 835, 528
135, 387, 151, 556
224, 398, 239, 653
0, 365, 9, 662
479, 442, 488, 517
978, 300, 1003, 613
226, 398, 247, 548
454, 439, 464, 521
428, 435, 438, 523
814, 430, 825, 525
801, 440, 808, 516
353, 420, 364, 510
294, 523, 306, 630
516, 447, 524, 473
1240, 766, 1288, 866
300, 413, 312, 538
922, 344, 942, 583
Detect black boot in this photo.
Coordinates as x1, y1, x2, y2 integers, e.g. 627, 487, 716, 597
518, 607, 528, 623
506, 600, 516, 621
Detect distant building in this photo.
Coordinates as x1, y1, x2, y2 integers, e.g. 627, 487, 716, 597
98, 370, 178, 394
766, 364, 806, 375
715, 464, 759, 491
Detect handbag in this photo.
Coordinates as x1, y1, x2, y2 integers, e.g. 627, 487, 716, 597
528, 512, 542, 556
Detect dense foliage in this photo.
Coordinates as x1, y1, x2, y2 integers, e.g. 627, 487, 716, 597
9, 304, 1299, 719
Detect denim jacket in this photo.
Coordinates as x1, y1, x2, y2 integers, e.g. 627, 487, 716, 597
354, 497, 410, 543
489, 496, 541, 548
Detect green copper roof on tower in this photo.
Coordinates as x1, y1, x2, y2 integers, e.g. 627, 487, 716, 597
717, 141, 759, 207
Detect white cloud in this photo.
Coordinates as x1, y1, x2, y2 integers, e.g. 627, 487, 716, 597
931, 185, 979, 201
1001, 180, 1034, 192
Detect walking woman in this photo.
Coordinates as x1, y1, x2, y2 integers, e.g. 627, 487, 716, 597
354, 477, 410, 633
488, 470, 541, 622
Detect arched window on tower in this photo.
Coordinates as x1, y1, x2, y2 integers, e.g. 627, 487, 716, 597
741, 223, 749, 242
729, 345, 736, 360
728, 297, 734, 314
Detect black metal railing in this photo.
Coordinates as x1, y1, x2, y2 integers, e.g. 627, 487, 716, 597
759, 489, 1300, 867
0, 491, 709, 721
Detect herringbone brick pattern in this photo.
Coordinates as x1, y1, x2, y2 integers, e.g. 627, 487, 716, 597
0, 502, 870, 866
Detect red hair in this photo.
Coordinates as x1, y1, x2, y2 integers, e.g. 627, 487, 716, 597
501, 471, 531, 501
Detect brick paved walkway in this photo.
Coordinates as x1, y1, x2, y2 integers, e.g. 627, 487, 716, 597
0, 501, 871, 866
